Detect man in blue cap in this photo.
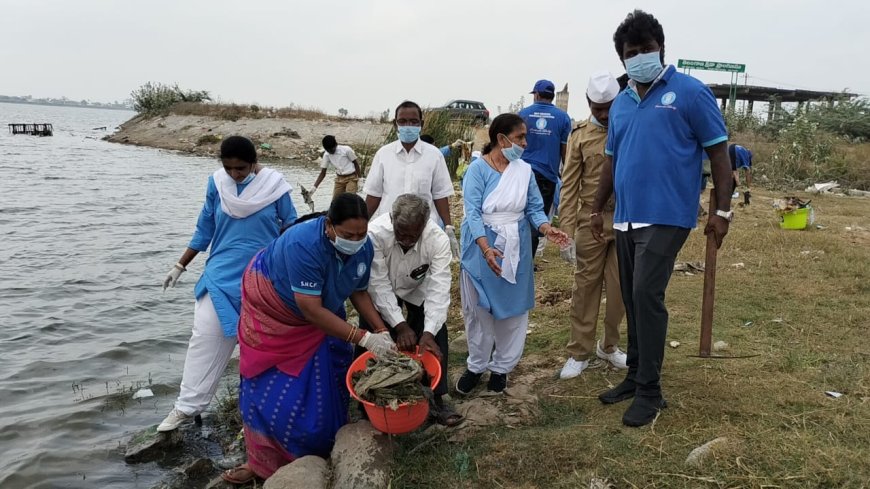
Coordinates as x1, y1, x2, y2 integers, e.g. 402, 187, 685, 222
518, 80, 573, 260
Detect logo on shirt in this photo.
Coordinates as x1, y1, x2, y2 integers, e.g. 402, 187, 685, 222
300, 281, 318, 288
660, 92, 677, 106
535, 117, 548, 130
356, 263, 367, 278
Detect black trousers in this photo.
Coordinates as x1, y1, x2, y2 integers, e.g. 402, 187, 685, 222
357, 297, 449, 397
530, 170, 557, 257
615, 225, 690, 397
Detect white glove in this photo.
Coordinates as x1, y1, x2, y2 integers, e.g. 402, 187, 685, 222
359, 331, 398, 358
163, 263, 186, 291
560, 239, 576, 265
445, 225, 460, 261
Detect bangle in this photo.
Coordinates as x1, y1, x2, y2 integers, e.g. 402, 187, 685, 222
345, 325, 357, 343
589, 212, 600, 218
175, 262, 187, 271
483, 248, 494, 257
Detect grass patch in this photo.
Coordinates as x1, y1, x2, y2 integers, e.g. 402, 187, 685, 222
400, 187, 870, 488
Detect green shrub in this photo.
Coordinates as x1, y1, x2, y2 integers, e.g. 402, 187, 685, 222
130, 82, 210, 115
807, 98, 870, 142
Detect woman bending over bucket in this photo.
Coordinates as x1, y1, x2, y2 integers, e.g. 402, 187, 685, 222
222, 193, 397, 484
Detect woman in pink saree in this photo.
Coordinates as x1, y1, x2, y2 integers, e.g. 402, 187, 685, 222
222, 194, 397, 484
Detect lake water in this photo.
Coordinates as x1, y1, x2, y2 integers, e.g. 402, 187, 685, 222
0, 103, 330, 488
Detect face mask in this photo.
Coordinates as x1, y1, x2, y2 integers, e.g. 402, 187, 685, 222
238, 172, 256, 184
331, 224, 367, 255
397, 125, 421, 143
625, 51, 663, 84
590, 115, 606, 128
500, 135, 524, 161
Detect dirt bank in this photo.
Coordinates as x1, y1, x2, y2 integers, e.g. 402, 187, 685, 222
106, 114, 391, 163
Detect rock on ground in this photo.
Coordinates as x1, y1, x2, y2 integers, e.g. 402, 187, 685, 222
330, 421, 394, 489
685, 437, 729, 467
264, 456, 329, 489
124, 426, 183, 464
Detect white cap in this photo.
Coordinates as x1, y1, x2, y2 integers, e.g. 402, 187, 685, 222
586, 71, 619, 104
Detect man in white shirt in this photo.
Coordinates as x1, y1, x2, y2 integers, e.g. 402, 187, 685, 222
313, 135, 361, 198
363, 100, 460, 259
362, 193, 462, 426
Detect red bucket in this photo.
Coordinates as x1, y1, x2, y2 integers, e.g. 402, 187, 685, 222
346, 349, 441, 435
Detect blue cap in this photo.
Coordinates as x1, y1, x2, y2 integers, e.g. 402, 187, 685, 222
530, 79, 555, 95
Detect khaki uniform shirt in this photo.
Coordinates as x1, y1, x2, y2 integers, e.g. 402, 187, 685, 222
559, 119, 614, 237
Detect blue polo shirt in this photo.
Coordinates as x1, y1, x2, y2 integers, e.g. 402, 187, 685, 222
606, 66, 727, 229
257, 216, 373, 319
518, 102, 572, 184
729, 144, 752, 170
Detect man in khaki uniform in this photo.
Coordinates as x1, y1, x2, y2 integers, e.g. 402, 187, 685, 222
313, 135, 361, 198
558, 71, 627, 379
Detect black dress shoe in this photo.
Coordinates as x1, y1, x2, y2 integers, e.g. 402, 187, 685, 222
598, 379, 637, 404
622, 395, 667, 427
455, 369, 483, 395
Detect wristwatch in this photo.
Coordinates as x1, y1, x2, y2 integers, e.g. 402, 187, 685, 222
715, 209, 734, 222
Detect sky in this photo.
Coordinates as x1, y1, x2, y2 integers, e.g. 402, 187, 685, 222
1, 0, 868, 120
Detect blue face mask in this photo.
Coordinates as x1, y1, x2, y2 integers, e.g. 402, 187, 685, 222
500, 135, 524, 161
625, 51, 663, 84
331, 224, 367, 255
238, 172, 256, 184
397, 125, 421, 144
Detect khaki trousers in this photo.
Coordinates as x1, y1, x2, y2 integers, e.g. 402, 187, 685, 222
566, 212, 625, 360
333, 173, 359, 197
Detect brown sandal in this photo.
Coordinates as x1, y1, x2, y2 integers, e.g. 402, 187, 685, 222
221, 463, 256, 485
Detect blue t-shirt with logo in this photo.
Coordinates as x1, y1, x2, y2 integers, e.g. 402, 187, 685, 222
729, 144, 752, 170
606, 66, 728, 229
257, 216, 373, 318
518, 102, 572, 184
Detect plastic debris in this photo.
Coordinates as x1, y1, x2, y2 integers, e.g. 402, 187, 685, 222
259, 143, 272, 150
669, 341, 681, 348
805, 181, 840, 194
713, 340, 729, 352
685, 437, 729, 467
743, 321, 753, 327
731, 262, 745, 269
132, 388, 154, 400
825, 391, 844, 399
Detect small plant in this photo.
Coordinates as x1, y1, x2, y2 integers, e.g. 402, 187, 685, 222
197, 134, 223, 146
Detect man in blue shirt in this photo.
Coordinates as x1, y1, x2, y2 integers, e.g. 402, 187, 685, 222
518, 80, 572, 258
729, 143, 753, 204
589, 10, 733, 427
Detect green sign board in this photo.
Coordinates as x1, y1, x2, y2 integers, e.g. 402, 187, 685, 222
678, 59, 745, 73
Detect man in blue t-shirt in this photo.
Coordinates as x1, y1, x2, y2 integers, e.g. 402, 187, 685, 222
518, 79, 572, 259
729, 143, 753, 204
589, 10, 733, 428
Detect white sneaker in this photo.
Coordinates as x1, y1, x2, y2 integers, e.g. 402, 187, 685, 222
559, 357, 589, 379
596, 341, 628, 370
157, 407, 192, 432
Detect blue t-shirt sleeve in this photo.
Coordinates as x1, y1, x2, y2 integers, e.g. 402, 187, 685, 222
560, 114, 571, 144
276, 192, 297, 228
189, 177, 217, 251
689, 87, 728, 148
355, 244, 374, 291
462, 161, 488, 241
285, 240, 324, 296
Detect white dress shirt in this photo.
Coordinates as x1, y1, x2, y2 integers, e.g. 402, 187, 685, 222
363, 139, 454, 223
366, 213, 452, 336
320, 145, 358, 176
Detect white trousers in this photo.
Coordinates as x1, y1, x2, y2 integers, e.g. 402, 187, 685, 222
174, 293, 238, 415
460, 271, 529, 375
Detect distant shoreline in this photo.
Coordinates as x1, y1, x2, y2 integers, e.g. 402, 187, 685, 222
0, 100, 132, 111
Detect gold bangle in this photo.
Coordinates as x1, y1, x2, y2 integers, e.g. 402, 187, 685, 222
483, 247, 494, 257
345, 325, 357, 343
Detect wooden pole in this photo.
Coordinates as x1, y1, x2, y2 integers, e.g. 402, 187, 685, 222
699, 189, 718, 357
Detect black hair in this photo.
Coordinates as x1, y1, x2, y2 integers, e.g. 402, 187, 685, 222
613, 10, 665, 61
394, 100, 423, 120
219, 136, 257, 164
419, 134, 436, 145
482, 113, 525, 154
327, 192, 369, 225
536, 92, 555, 102
322, 135, 337, 150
